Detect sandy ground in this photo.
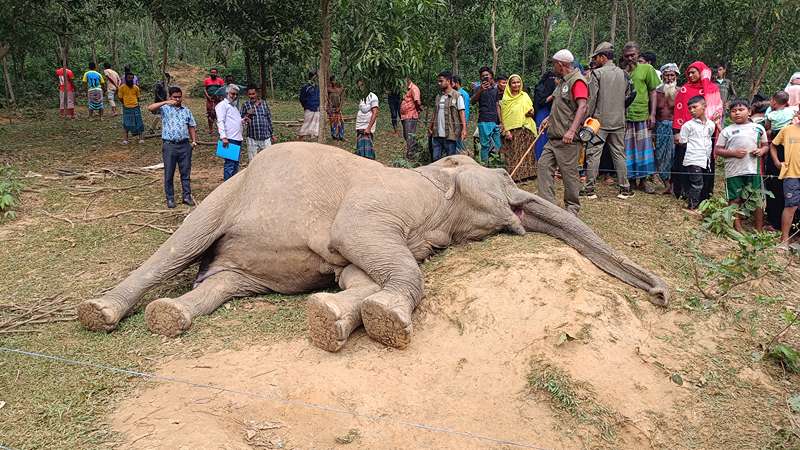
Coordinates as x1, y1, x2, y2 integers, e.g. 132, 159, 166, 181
109, 247, 692, 449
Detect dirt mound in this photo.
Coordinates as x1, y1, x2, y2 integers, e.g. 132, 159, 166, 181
109, 247, 692, 449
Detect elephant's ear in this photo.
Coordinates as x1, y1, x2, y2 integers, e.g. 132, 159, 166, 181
415, 156, 476, 199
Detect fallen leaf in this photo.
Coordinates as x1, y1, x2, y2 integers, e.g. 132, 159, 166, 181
556, 332, 576, 346
670, 373, 684, 386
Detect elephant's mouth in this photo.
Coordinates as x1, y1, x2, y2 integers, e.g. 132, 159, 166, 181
512, 206, 525, 220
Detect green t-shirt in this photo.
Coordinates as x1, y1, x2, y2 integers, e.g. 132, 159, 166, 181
626, 63, 660, 122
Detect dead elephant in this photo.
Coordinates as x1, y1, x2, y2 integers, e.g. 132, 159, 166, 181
78, 143, 668, 351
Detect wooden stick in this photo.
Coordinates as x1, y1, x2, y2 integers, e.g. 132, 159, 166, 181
509, 133, 545, 179
42, 211, 75, 228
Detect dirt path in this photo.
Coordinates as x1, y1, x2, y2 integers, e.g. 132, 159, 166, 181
110, 248, 695, 449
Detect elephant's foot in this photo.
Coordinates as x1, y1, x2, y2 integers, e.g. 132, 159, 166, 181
307, 293, 362, 352
144, 298, 193, 337
361, 292, 414, 349
77, 298, 125, 332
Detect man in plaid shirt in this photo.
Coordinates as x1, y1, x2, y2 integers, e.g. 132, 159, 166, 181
241, 86, 277, 162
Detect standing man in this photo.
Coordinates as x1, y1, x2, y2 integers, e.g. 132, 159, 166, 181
147, 87, 198, 208
103, 62, 121, 117
622, 42, 661, 193
298, 70, 320, 141
715, 63, 737, 108
56, 66, 76, 119
428, 71, 467, 161
327, 76, 345, 140
82, 62, 105, 119
216, 84, 244, 180
204, 68, 225, 135
654, 63, 679, 193
584, 42, 632, 199
471, 66, 502, 163
387, 91, 402, 135
241, 86, 276, 162
537, 50, 588, 216
453, 75, 471, 154
399, 77, 422, 159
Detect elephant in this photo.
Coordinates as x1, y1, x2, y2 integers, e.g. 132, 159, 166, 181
78, 143, 669, 352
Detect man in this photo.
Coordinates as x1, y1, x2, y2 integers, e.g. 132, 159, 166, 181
103, 62, 121, 117
147, 87, 198, 208
471, 66, 501, 163
216, 84, 244, 180
639, 51, 661, 81
82, 62, 105, 119
453, 75, 471, 153
327, 76, 345, 140
622, 41, 660, 193
298, 70, 320, 141
655, 64, 679, 193
399, 77, 422, 158
56, 66, 76, 118
715, 63, 737, 107
537, 49, 588, 216
241, 86, 276, 162
154, 73, 171, 103
584, 42, 633, 199
496, 74, 508, 99
428, 71, 467, 161
203, 68, 225, 134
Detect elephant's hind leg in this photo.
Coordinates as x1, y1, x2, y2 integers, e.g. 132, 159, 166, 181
307, 265, 380, 352
145, 270, 257, 337
360, 291, 415, 349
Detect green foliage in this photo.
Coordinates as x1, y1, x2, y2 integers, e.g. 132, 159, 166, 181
0, 165, 24, 219
768, 344, 800, 373
486, 152, 505, 169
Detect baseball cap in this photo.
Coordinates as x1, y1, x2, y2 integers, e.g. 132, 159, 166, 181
552, 49, 575, 64
591, 42, 613, 58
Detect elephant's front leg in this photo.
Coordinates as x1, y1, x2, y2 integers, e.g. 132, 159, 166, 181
307, 265, 380, 352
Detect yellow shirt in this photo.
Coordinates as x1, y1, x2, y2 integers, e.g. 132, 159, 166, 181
117, 84, 140, 108
774, 124, 800, 179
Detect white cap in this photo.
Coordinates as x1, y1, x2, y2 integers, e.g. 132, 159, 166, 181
552, 49, 575, 64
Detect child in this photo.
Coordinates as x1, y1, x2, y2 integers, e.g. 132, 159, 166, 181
765, 91, 799, 136
715, 99, 768, 231
771, 109, 800, 248
679, 96, 717, 212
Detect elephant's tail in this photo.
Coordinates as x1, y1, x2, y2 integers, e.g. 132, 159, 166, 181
78, 174, 243, 331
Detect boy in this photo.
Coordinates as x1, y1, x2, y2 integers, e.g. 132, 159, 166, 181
771, 109, 800, 248
679, 96, 717, 212
765, 91, 798, 136
715, 99, 768, 231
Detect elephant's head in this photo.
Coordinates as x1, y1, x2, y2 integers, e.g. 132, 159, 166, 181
415, 155, 670, 306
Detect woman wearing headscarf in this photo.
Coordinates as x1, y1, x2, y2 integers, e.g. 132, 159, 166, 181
533, 71, 556, 160
786, 72, 800, 107
499, 74, 538, 181
671, 61, 723, 201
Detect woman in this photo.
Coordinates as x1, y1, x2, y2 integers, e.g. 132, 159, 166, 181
499, 74, 538, 181
533, 71, 556, 160
118, 72, 145, 144
355, 80, 379, 159
671, 61, 723, 200
786, 72, 800, 107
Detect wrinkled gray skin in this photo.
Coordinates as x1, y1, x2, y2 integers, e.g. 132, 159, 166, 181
78, 143, 669, 351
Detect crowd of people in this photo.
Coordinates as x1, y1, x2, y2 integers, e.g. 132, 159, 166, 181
54, 46, 800, 248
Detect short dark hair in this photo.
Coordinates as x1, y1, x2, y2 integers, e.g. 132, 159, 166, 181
773, 91, 790, 105
452, 75, 462, 86
103, 62, 111, 69
246, 85, 258, 92
496, 74, 508, 81
168, 86, 182, 96
438, 70, 453, 81
478, 66, 493, 77
642, 51, 656, 65
728, 98, 750, 110
88, 62, 96, 70
687, 95, 706, 106
210, 67, 218, 72
717, 63, 727, 69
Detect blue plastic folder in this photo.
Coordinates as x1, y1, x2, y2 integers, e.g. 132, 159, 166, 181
215, 140, 241, 161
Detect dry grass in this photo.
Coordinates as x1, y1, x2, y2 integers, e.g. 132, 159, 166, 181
1, 83, 799, 449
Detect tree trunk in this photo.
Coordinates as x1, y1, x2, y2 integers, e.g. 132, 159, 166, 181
57, 34, 69, 114
610, 0, 618, 47
269, 64, 275, 99
590, 15, 596, 58
318, 0, 332, 143
491, 6, 499, 74
160, 26, 169, 82
91, 40, 97, 67
750, 22, 779, 98
244, 47, 253, 86
624, 0, 635, 42
566, 11, 580, 49
258, 50, 267, 95
1, 54, 14, 107
521, 28, 526, 77
541, 13, 552, 75
451, 39, 460, 75
110, 22, 119, 69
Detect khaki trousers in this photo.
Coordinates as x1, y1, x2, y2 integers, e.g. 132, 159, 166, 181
537, 138, 581, 216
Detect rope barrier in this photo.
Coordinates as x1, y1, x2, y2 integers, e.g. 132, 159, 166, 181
0, 347, 549, 450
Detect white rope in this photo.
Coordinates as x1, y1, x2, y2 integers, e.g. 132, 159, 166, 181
0, 347, 549, 450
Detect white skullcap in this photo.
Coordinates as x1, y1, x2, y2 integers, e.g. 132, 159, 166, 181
552, 49, 575, 64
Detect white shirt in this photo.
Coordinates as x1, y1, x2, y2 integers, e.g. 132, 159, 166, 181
215, 97, 243, 141
436, 91, 466, 138
680, 117, 716, 169
356, 92, 379, 133
717, 122, 768, 178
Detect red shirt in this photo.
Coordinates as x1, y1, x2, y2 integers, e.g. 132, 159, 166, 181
56, 68, 74, 92
204, 77, 225, 88
572, 79, 588, 101
400, 82, 421, 120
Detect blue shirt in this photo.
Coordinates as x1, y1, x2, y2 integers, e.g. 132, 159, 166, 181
160, 104, 197, 141
299, 83, 320, 111
83, 70, 104, 91
459, 87, 471, 122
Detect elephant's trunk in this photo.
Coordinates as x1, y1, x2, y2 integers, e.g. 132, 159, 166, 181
516, 193, 669, 306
